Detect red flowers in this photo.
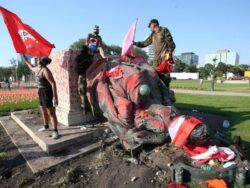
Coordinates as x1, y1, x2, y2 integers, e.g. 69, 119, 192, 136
0, 88, 38, 105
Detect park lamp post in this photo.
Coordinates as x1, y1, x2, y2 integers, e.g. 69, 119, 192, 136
210, 55, 217, 91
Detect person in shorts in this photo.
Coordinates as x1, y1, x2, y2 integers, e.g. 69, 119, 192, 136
23, 55, 59, 139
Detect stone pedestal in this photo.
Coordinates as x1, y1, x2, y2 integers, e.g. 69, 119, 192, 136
49, 49, 95, 126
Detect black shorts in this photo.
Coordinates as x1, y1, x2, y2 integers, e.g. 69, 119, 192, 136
38, 88, 53, 108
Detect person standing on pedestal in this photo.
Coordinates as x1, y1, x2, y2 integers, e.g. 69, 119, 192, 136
75, 45, 92, 115
23, 55, 59, 139
85, 25, 106, 61
133, 19, 176, 88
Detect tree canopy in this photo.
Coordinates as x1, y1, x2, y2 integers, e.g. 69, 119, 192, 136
69, 38, 148, 58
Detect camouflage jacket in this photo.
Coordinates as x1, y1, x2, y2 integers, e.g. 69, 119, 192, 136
136, 27, 176, 67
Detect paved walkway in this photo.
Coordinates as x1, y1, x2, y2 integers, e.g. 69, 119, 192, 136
173, 89, 250, 97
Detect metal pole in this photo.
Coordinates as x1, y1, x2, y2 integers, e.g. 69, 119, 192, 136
211, 68, 214, 91
211, 57, 217, 91
16, 65, 18, 83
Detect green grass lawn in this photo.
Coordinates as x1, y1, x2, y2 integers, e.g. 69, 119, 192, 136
171, 80, 250, 92
175, 93, 250, 157
0, 99, 39, 114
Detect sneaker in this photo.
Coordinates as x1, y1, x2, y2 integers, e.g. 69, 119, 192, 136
38, 127, 49, 132
52, 131, 59, 139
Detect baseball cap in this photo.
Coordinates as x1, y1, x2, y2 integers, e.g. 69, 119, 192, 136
148, 19, 159, 27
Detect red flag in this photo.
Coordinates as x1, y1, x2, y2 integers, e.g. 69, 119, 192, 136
0, 6, 55, 57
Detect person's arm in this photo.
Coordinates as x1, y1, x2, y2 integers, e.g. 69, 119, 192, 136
44, 68, 58, 105
97, 36, 106, 59
85, 34, 90, 45
164, 28, 176, 53
134, 34, 152, 48
98, 47, 106, 59
23, 55, 36, 72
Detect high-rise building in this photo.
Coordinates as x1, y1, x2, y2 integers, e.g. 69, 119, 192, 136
205, 49, 239, 65
145, 45, 154, 63
177, 52, 199, 66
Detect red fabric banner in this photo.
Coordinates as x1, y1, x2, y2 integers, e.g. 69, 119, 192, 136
154, 55, 175, 74
0, 6, 55, 57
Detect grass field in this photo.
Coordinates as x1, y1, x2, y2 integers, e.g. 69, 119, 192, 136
175, 93, 250, 155
0, 99, 39, 114
0, 88, 249, 186
1, 92, 248, 144
171, 80, 250, 92
0, 88, 38, 115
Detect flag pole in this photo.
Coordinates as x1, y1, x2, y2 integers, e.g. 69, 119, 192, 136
133, 18, 138, 42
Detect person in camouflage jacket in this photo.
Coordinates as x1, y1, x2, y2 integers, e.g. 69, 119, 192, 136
134, 19, 176, 87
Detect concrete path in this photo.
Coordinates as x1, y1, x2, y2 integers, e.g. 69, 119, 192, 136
173, 89, 250, 97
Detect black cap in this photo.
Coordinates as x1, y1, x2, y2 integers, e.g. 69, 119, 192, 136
148, 19, 159, 27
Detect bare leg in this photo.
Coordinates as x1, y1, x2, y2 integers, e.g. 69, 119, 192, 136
47, 107, 58, 131
40, 106, 49, 126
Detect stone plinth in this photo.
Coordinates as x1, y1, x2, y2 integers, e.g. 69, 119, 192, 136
0, 115, 104, 173
10, 110, 104, 154
49, 49, 95, 126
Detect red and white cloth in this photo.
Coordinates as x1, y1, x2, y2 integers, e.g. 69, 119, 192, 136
154, 55, 175, 74
183, 144, 235, 164
168, 115, 202, 148
104, 66, 123, 79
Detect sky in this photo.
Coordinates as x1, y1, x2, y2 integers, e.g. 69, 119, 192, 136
0, 0, 250, 67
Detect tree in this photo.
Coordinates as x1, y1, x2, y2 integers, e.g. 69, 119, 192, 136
0, 67, 4, 81
172, 59, 186, 72
204, 63, 214, 74
69, 38, 87, 50
186, 64, 198, 73
0, 67, 12, 81
227, 64, 234, 73
17, 64, 30, 80
106, 45, 122, 55
214, 70, 223, 78
198, 67, 209, 79
231, 66, 244, 76
9, 58, 18, 81
238, 64, 250, 72
216, 62, 227, 78
132, 47, 148, 60
70, 39, 148, 59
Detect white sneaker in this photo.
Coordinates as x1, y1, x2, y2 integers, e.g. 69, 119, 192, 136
38, 127, 49, 132
52, 131, 59, 139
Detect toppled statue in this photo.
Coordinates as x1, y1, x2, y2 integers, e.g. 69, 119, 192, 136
84, 57, 209, 151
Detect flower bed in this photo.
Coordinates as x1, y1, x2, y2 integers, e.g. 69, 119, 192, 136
0, 88, 38, 105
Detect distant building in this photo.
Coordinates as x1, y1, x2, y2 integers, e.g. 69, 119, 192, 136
17, 54, 32, 65
145, 45, 154, 63
205, 49, 239, 65
177, 52, 199, 66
